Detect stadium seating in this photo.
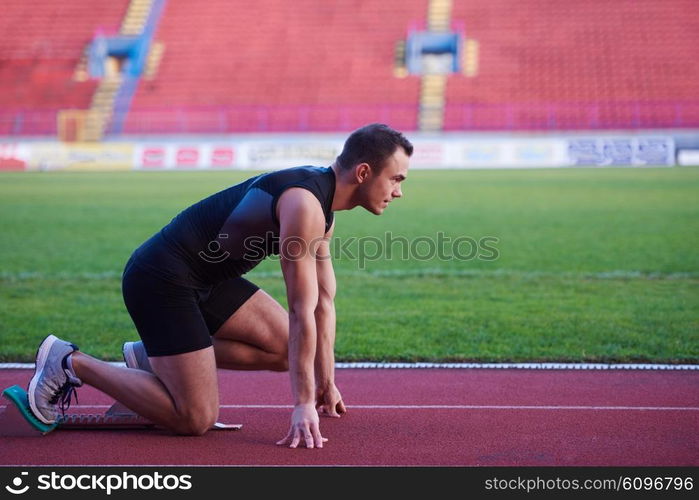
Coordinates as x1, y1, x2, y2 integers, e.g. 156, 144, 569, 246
0, 0, 129, 135
123, 0, 425, 133
445, 0, 699, 130
1, 0, 697, 134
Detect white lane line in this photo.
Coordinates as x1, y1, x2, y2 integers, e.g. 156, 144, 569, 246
0, 464, 419, 468
2, 362, 698, 370
4, 404, 695, 411
216, 404, 699, 411
336, 362, 699, 370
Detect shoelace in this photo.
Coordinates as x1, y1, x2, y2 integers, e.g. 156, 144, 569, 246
48, 380, 79, 416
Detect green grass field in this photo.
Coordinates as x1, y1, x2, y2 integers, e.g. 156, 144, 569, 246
1, 167, 697, 363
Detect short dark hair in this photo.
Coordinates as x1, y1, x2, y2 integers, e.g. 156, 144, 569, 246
336, 123, 413, 172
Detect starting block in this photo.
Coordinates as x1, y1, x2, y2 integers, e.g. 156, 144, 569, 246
0, 385, 242, 436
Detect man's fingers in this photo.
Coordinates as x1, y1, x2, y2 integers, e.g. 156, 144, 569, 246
304, 427, 315, 449
276, 428, 293, 446
317, 401, 345, 418
337, 399, 347, 414
283, 404, 331, 449
289, 431, 301, 449
311, 423, 324, 449
277, 425, 328, 448
324, 399, 345, 417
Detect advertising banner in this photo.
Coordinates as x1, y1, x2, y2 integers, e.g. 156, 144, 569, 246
28, 143, 133, 171
567, 137, 675, 166
1, 134, 678, 171
137, 144, 238, 169
0, 143, 31, 171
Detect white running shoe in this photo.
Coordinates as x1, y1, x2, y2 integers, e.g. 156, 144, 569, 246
122, 340, 153, 373
27, 334, 82, 424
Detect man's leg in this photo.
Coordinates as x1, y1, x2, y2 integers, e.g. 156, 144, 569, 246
70, 347, 218, 436
81, 287, 286, 433
58, 279, 285, 433
210, 289, 289, 372
47, 263, 227, 435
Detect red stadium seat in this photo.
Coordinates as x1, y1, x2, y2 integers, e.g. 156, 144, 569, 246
124, 0, 425, 133
444, 0, 699, 130
1, 0, 698, 134
0, 0, 129, 134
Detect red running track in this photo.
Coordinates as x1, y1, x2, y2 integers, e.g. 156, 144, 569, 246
0, 368, 697, 466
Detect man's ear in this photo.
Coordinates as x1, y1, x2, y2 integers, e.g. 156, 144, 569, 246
355, 163, 371, 183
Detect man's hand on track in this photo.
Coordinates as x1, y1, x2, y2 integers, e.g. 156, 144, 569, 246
316, 383, 347, 418
276, 403, 328, 449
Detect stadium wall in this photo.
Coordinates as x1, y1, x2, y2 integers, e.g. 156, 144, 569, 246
0, 132, 695, 172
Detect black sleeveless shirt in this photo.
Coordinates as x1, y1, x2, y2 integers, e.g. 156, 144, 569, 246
130, 166, 336, 287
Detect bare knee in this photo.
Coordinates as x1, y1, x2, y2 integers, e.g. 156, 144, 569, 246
271, 352, 288, 372
269, 341, 288, 371
173, 407, 218, 436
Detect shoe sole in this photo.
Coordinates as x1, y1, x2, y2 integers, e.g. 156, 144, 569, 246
122, 342, 138, 370
27, 334, 59, 425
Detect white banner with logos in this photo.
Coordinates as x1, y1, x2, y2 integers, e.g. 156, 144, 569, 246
131, 138, 573, 170
137, 144, 237, 169
134, 140, 342, 169
0, 142, 133, 171
0, 143, 31, 170
2, 134, 678, 171
409, 136, 674, 168
566, 137, 675, 166
677, 149, 699, 166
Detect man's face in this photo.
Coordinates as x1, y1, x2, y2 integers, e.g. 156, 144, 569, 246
360, 148, 410, 215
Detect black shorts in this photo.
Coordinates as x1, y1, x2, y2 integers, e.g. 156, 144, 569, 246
122, 257, 259, 357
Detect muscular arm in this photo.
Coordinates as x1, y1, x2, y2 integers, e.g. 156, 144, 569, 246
313, 221, 347, 417
275, 188, 327, 448
278, 188, 325, 406
314, 222, 336, 388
